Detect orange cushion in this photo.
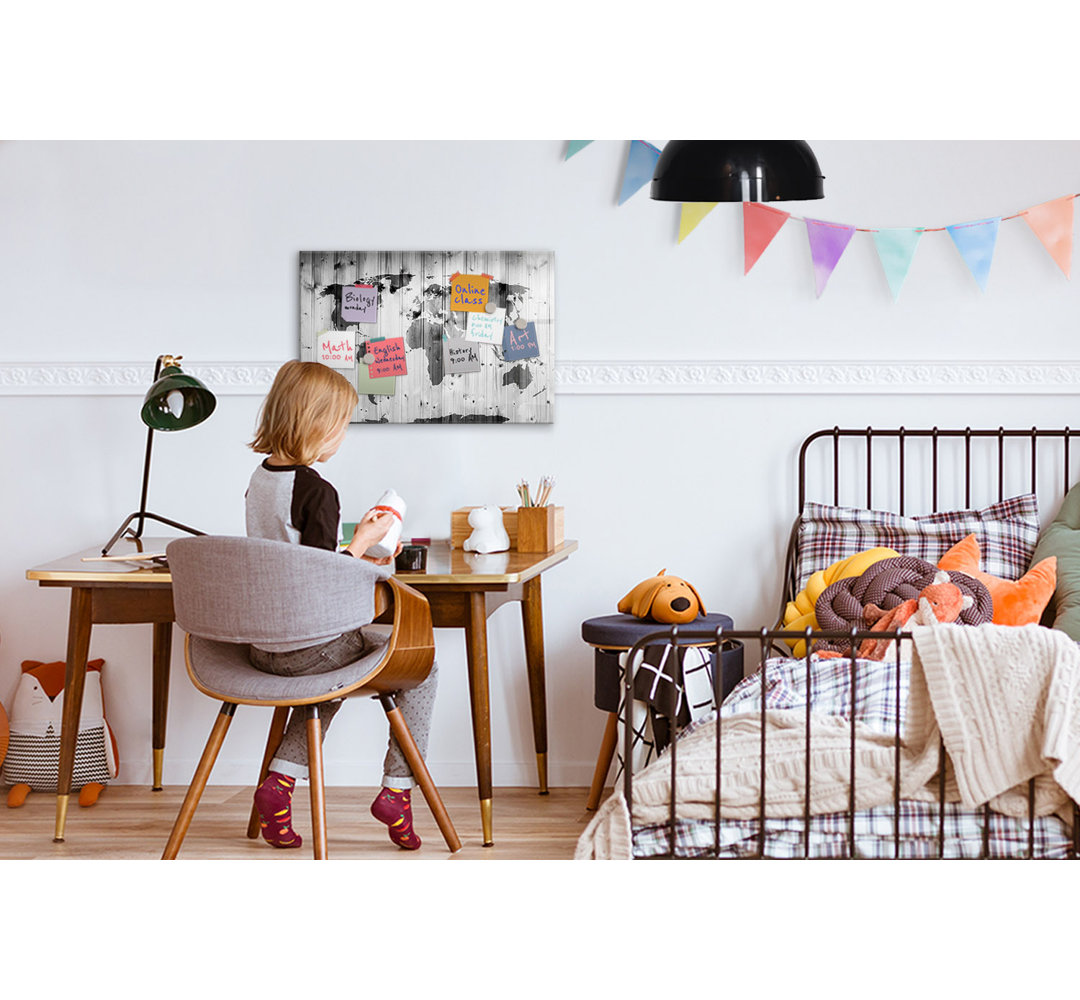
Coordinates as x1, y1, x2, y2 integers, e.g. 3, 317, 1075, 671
938, 534, 1056, 626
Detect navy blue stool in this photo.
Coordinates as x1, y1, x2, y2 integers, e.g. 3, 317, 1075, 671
580, 613, 743, 810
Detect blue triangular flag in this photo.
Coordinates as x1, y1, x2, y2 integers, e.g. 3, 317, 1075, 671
872, 228, 923, 301
617, 140, 661, 205
947, 217, 1001, 291
565, 140, 593, 160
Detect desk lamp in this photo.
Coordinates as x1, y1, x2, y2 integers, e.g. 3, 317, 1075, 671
650, 140, 824, 203
102, 354, 217, 555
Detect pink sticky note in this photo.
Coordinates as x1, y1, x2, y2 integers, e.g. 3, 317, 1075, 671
366, 336, 407, 378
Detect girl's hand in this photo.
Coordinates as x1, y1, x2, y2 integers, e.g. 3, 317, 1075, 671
360, 540, 403, 567
345, 509, 393, 558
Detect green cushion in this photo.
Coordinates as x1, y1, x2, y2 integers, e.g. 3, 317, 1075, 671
1031, 482, 1080, 640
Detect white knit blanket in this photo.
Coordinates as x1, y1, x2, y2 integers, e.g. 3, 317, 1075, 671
576, 624, 1080, 860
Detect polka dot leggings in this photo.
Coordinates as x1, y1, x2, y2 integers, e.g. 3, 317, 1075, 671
250, 627, 438, 789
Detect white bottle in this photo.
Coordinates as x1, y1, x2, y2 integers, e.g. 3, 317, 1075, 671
365, 489, 406, 559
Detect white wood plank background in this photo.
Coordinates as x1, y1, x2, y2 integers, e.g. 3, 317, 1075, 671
299, 250, 555, 423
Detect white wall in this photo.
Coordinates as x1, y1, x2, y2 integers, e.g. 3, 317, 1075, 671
3, 140, 1080, 789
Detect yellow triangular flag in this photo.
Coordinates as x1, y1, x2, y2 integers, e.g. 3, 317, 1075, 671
678, 202, 718, 243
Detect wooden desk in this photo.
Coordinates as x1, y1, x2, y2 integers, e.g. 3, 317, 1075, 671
28, 537, 577, 847
391, 540, 577, 845
26, 537, 176, 842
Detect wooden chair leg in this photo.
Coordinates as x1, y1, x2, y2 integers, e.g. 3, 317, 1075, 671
247, 706, 290, 839
306, 706, 328, 860
382, 695, 462, 853
587, 712, 619, 811
162, 704, 236, 860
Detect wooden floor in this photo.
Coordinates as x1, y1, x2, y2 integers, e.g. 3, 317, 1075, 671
0, 784, 602, 860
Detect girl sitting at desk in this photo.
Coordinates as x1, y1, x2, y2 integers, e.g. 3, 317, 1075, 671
244, 360, 436, 850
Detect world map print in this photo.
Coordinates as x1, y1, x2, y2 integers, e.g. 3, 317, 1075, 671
300, 251, 554, 424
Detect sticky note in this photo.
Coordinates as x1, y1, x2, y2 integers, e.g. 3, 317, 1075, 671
465, 307, 504, 343
342, 283, 378, 323
444, 334, 481, 374
317, 331, 355, 369
366, 336, 407, 378
449, 273, 490, 312
502, 321, 539, 362
354, 341, 397, 395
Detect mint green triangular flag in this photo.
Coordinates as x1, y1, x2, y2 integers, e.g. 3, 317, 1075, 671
565, 141, 593, 160
872, 228, 923, 301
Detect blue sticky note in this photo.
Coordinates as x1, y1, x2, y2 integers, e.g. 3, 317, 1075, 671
502, 321, 539, 362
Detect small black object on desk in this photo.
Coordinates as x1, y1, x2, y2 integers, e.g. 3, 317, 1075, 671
395, 544, 428, 573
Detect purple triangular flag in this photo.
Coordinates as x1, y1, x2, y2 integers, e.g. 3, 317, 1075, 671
805, 218, 856, 297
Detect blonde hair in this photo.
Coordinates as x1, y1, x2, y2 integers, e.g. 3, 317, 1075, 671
249, 361, 359, 465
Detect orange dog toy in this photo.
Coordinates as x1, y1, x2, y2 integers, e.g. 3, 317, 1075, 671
618, 569, 706, 625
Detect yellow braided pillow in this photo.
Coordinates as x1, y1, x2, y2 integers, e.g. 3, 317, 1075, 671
783, 547, 900, 657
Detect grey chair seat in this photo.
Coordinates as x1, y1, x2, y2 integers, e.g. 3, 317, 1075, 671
188, 627, 391, 704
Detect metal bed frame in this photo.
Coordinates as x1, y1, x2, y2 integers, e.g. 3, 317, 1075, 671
623, 427, 1080, 860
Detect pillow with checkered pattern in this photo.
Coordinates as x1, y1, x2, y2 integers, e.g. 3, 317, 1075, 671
794, 493, 1040, 595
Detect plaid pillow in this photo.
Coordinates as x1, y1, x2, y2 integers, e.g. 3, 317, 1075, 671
794, 494, 1040, 593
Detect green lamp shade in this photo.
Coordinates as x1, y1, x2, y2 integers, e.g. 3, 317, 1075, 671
140, 364, 216, 431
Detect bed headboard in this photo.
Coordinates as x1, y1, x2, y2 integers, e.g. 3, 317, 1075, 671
780, 426, 1080, 618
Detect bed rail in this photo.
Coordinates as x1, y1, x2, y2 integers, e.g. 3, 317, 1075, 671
622, 624, 1080, 860
778, 427, 1080, 629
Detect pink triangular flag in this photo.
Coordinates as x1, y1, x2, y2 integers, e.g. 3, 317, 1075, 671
1022, 195, 1073, 278
805, 218, 856, 297
743, 203, 790, 274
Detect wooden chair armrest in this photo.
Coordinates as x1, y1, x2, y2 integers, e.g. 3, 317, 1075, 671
364, 578, 435, 693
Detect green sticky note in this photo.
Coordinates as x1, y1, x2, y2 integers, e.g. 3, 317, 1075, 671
356, 338, 397, 396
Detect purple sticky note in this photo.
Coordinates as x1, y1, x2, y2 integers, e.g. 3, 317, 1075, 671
342, 283, 378, 323
502, 321, 539, 361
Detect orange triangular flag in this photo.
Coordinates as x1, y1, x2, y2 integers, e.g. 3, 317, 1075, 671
1022, 195, 1073, 278
743, 202, 790, 274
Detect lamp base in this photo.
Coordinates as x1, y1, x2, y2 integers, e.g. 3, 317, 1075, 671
102, 511, 206, 556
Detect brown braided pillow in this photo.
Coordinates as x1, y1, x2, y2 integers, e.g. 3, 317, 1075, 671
815, 555, 992, 650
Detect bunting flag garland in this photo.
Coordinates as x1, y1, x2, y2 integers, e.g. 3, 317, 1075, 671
561, 142, 1079, 299
946, 217, 1001, 291
805, 218, 856, 297
743, 203, 791, 274
678, 202, 718, 243
1022, 194, 1073, 277
617, 140, 662, 205
872, 228, 923, 301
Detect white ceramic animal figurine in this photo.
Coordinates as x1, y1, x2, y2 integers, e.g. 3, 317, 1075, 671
464, 505, 510, 554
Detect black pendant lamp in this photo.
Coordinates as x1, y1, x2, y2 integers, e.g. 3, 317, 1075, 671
651, 140, 824, 203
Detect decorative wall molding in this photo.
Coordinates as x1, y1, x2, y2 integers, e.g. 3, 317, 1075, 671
555, 361, 1080, 394
0, 362, 283, 395
4, 360, 1080, 395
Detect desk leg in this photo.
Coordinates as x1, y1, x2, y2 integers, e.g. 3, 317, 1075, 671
520, 576, 549, 794
55, 588, 93, 842
464, 591, 494, 846
151, 622, 172, 791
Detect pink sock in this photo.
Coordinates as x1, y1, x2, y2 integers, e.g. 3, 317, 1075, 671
254, 771, 303, 849
370, 787, 421, 850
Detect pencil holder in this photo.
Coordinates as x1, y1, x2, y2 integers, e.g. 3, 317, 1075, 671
516, 506, 564, 553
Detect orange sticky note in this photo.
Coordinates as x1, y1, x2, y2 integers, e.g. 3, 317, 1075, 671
450, 273, 490, 312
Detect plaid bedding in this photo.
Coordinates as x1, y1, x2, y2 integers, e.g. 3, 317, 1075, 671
794, 493, 1040, 594
631, 653, 1076, 859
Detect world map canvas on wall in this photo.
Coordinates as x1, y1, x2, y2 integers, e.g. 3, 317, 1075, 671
299, 250, 555, 423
